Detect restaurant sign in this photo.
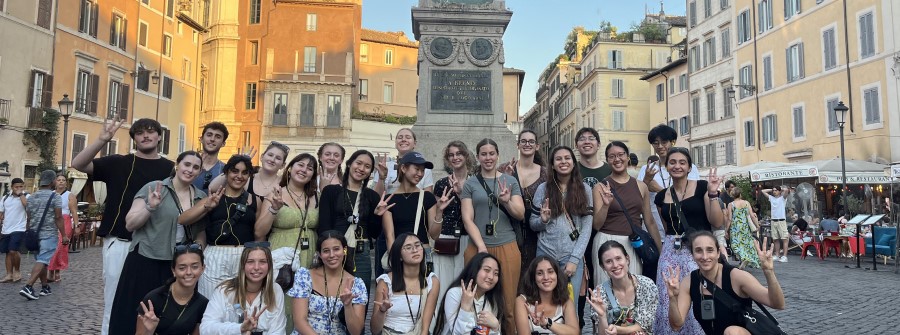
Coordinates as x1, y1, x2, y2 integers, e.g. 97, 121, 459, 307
892, 165, 900, 178
818, 172, 893, 184
750, 166, 818, 182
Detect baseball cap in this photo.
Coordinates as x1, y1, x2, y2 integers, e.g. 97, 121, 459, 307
38, 170, 57, 187
398, 152, 433, 169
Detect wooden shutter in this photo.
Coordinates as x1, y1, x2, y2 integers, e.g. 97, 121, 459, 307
41, 74, 53, 108
163, 128, 171, 154
90, 2, 99, 37
89, 74, 99, 115
109, 13, 116, 45
26, 70, 36, 107
119, 84, 129, 120
120, 18, 128, 51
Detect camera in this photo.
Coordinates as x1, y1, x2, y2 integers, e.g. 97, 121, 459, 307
700, 299, 715, 320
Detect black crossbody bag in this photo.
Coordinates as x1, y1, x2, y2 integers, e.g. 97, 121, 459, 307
696, 275, 788, 335
608, 183, 659, 281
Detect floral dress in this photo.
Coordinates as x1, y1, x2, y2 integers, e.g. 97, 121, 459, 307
287, 267, 368, 334
730, 206, 760, 268
596, 274, 658, 335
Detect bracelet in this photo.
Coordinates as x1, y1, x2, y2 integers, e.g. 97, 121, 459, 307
268, 206, 280, 215
145, 203, 157, 212
707, 192, 719, 198
433, 216, 444, 224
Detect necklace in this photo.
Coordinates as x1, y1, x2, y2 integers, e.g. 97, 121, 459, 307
403, 278, 423, 326
162, 286, 191, 324
323, 268, 345, 322
256, 174, 277, 195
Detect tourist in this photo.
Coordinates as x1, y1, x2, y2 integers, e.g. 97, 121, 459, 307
0, 177, 27, 283
434, 252, 505, 335
289, 231, 367, 335
665, 231, 785, 335
109, 151, 211, 334
627, 153, 640, 178
461, 138, 524, 334
266, 153, 319, 268
652, 147, 724, 335
587, 240, 658, 335
194, 122, 229, 194
592, 141, 662, 284
135, 244, 209, 335
317, 150, 381, 293
18, 170, 65, 301
317, 142, 346, 194
48, 174, 78, 282
727, 187, 760, 269
371, 233, 441, 334
70, 118, 175, 335
638, 124, 700, 239
210, 141, 290, 200
761, 186, 791, 262
499, 129, 546, 272
529, 145, 593, 304
514, 256, 580, 335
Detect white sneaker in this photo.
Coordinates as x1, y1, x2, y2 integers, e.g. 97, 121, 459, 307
779, 255, 788, 263
806, 250, 814, 257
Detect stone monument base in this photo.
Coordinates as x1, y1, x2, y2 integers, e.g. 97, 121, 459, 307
412, 123, 516, 177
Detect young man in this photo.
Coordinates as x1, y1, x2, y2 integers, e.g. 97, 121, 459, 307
762, 186, 791, 262
70, 118, 174, 334
637, 124, 700, 238
0, 178, 28, 282
19, 170, 65, 300
194, 122, 228, 193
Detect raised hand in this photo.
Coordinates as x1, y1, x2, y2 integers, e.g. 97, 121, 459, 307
459, 279, 477, 308
539, 199, 552, 223
99, 118, 125, 142
707, 167, 722, 192
596, 182, 614, 207
239, 145, 257, 159
643, 162, 659, 183
755, 236, 775, 270
664, 265, 682, 299
374, 286, 393, 313
339, 283, 357, 306
374, 192, 396, 216
147, 181, 164, 209
266, 187, 284, 211
497, 178, 511, 204
527, 301, 546, 328
240, 306, 266, 333
502, 157, 517, 175
448, 174, 462, 195
437, 186, 455, 211
375, 153, 389, 181
204, 187, 225, 210
586, 288, 608, 320
137, 300, 160, 332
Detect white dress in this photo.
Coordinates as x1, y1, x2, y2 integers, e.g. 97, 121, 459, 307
376, 272, 438, 333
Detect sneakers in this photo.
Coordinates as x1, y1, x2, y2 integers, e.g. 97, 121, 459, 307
778, 255, 788, 263
806, 250, 815, 257
19, 285, 39, 300
39, 285, 52, 296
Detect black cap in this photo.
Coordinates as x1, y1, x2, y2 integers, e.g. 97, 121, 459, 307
398, 151, 433, 169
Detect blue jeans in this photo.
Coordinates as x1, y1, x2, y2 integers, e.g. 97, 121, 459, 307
375, 235, 387, 277
535, 249, 585, 299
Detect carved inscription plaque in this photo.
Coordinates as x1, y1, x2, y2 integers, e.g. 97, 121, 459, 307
430, 70, 491, 112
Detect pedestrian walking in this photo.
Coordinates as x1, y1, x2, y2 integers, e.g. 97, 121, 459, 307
762, 186, 791, 262
48, 174, 78, 282
18, 170, 65, 301
0, 178, 28, 283
727, 188, 761, 269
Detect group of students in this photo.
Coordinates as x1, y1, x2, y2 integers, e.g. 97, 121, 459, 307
50, 117, 787, 335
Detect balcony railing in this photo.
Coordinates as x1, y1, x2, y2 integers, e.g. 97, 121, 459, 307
27, 107, 45, 129
0, 99, 10, 125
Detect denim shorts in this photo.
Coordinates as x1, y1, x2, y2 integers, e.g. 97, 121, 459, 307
35, 236, 58, 264
0, 231, 25, 253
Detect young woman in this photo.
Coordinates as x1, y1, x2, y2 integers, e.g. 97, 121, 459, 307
627, 153, 641, 178
200, 242, 287, 334
434, 252, 505, 335
461, 138, 525, 334
432, 141, 476, 312
266, 153, 319, 268
193, 155, 272, 299
371, 233, 441, 334
514, 256, 580, 335
652, 147, 724, 335
500, 129, 546, 272
380, 151, 451, 272
136, 244, 209, 335
587, 241, 658, 335
317, 142, 345, 194
727, 188, 760, 269
665, 232, 785, 335
317, 150, 381, 293
111, 151, 212, 334
48, 174, 78, 282
209, 141, 289, 199
529, 146, 593, 301
593, 142, 662, 284
289, 231, 367, 335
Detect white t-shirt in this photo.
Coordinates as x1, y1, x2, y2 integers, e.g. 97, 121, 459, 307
371, 158, 435, 194
638, 164, 700, 237
767, 194, 786, 220
0, 193, 29, 234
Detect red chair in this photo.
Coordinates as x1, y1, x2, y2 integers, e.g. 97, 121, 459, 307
848, 236, 866, 256
822, 237, 843, 258
800, 233, 823, 260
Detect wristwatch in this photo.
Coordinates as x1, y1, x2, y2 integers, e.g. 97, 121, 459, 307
545, 318, 553, 329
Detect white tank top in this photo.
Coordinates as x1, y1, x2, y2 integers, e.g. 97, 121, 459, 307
59, 190, 71, 215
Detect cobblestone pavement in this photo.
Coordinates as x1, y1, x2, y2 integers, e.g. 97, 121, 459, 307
1, 245, 896, 334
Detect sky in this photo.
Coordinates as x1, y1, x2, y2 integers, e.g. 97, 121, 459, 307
362, 0, 687, 117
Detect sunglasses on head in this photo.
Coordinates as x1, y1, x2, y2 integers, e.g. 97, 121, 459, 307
202, 172, 213, 189
244, 241, 271, 249
174, 243, 202, 253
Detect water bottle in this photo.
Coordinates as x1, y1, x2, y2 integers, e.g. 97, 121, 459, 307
233, 304, 244, 323
630, 234, 644, 249
473, 325, 489, 335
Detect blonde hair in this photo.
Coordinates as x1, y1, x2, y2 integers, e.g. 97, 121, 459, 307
219, 246, 277, 312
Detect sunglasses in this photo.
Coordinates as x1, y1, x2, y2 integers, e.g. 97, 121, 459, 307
202, 172, 213, 190
174, 243, 202, 253
244, 241, 271, 249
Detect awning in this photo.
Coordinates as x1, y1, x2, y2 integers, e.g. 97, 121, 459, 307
811, 158, 889, 184
749, 165, 818, 182
67, 170, 88, 196
817, 172, 893, 184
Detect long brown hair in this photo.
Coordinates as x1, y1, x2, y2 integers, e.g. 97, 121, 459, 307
280, 153, 319, 200
219, 246, 277, 312
519, 256, 569, 305
547, 146, 590, 217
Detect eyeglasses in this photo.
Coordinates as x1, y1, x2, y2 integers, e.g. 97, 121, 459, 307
606, 153, 628, 161
401, 242, 423, 252
518, 139, 536, 145
244, 241, 271, 249
446, 152, 466, 159
577, 136, 597, 143
174, 243, 202, 253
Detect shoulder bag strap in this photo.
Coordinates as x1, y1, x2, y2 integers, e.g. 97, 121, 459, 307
669, 187, 690, 233
696, 273, 782, 326
413, 188, 424, 236
476, 173, 514, 220
35, 193, 56, 232
603, 280, 619, 310
345, 188, 363, 247
607, 180, 640, 236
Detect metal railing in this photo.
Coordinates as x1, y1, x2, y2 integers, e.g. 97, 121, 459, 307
27, 107, 44, 129
0, 99, 10, 124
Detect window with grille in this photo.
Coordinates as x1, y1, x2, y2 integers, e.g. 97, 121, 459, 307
327, 95, 341, 128
273, 93, 288, 126
300, 94, 315, 126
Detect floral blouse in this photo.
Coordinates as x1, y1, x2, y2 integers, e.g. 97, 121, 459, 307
287, 267, 368, 334
595, 274, 658, 334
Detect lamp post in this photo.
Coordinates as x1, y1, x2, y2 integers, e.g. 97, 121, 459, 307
833, 101, 855, 268
58, 94, 74, 172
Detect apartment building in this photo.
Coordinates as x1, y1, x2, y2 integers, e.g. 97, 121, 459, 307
641, 57, 692, 146
733, 0, 900, 164
358, 29, 418, 118
686, 0, 739, 167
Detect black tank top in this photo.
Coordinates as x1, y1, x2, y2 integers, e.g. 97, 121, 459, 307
689, 263, 752, 335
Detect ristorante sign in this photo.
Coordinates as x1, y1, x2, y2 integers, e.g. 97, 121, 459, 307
750, 166, 818, 182
818, 172, 893, 184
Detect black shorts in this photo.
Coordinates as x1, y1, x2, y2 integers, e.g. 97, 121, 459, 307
0, 231, 25, 253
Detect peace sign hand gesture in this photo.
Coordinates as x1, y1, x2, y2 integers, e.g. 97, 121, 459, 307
643, 162, 659, 184
266, 187, 284, 211
437, 186, 456, 211
663, 265, 682, 299
586, 288, 608, 320
374, 286, 393, 313
147, 181, 164, 210
707, 167, 723, 192
501, 157, 517, 175
374, 192, 396, 216
596, 182, 614, 207
339, 282, 358, 307
497, 178, 511, 205
526, 301, 546, 328
99, 117, 125, 142
204, 187, 225, 210
448, 174, 463, 195
238, 145, 257, 159
539, 199, 552, 223
239, 306, 266, 333
755, 236, 775, 270
137, 300, 160, 332
459, 279, 478, 309
375, 153, 389, 181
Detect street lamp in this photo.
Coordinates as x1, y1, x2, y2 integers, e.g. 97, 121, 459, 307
833, 101, 856, 267
58, 94, 74, 172
151, 70, 160, 85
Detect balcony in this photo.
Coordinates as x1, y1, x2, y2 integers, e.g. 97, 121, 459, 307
27, 107, 45, 130
0, 99, 9, 126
